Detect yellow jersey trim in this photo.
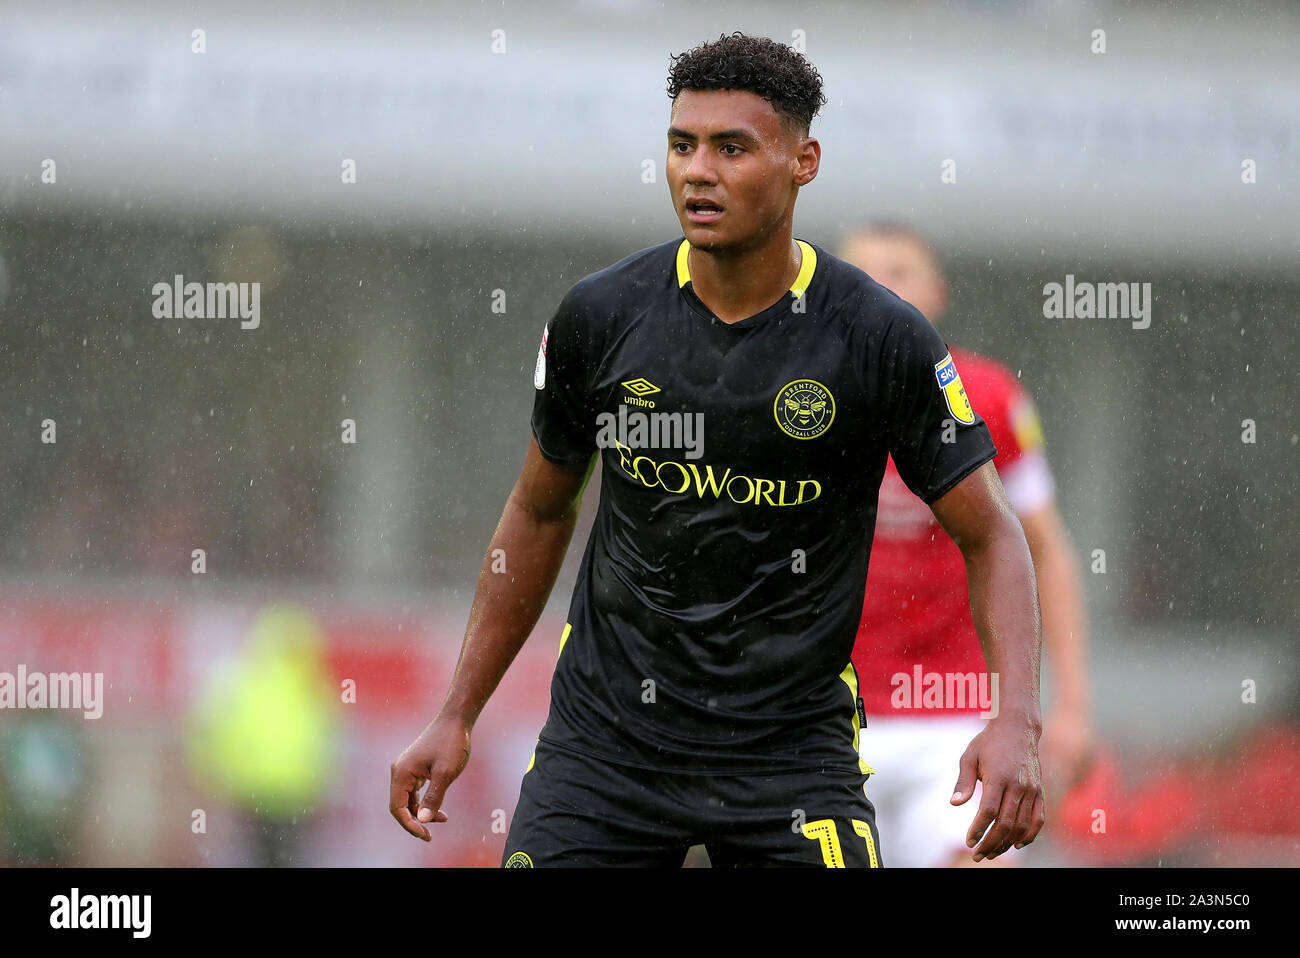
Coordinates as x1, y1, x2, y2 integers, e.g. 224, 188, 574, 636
838, 661, 876, 776
790, 240, 817, 297
675, 238, 692, 287
529, 621, 576, 775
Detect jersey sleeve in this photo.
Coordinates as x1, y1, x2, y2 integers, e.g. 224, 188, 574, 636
530, 288, 598, 466
871, 304, 998, 504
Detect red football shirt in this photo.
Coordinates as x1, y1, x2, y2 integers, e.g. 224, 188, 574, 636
853, 346, 1053, 716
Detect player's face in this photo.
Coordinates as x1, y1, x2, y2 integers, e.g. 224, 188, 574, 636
667, 89, 811, 253
839, 234, 948, 322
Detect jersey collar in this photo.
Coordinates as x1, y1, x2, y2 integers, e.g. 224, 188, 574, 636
675, 238, 818, 298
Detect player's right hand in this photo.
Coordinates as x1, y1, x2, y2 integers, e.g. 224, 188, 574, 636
389, 717, 472, 841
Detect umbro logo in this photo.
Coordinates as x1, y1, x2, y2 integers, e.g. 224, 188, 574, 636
621, 378, 661, 397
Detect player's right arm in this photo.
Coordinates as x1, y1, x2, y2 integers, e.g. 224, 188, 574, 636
388, 437, 594, 841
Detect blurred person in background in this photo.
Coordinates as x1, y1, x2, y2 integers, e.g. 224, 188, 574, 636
840, 223, 1093, 867
185, 603, 340, 866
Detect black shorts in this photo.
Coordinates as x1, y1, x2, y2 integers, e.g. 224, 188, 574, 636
501, 741, 882, 868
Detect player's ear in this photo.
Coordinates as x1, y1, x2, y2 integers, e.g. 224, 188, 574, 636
794, 137, 820, 186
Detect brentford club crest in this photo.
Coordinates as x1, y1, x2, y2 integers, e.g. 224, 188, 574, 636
774, 379, 835, 439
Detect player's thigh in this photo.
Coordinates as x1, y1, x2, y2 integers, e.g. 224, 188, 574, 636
705, 767, 882, 868
502, 742, 691, 867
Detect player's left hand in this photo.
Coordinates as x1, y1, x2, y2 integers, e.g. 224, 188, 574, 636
950, 715, 1046, 862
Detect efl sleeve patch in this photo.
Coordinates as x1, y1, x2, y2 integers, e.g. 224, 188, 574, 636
530, 300, 596, 465
533, 323, 548, 389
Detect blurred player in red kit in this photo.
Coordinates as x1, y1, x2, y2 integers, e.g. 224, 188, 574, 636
842, 224, 1093, 867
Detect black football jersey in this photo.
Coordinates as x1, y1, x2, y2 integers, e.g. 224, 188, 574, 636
529, 236, 997, 774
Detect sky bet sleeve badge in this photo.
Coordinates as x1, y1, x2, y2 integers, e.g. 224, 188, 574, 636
934, 353, 976, 425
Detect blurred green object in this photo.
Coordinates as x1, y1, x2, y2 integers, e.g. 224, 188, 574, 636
0, 715, 85, 865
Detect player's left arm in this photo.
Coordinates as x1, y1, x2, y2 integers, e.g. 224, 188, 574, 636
929, 461, 1046, 862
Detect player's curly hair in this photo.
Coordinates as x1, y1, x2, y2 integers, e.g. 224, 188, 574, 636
667, 32, 827, 137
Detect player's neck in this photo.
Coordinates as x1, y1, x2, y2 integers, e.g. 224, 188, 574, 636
687, 232, 801, 325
